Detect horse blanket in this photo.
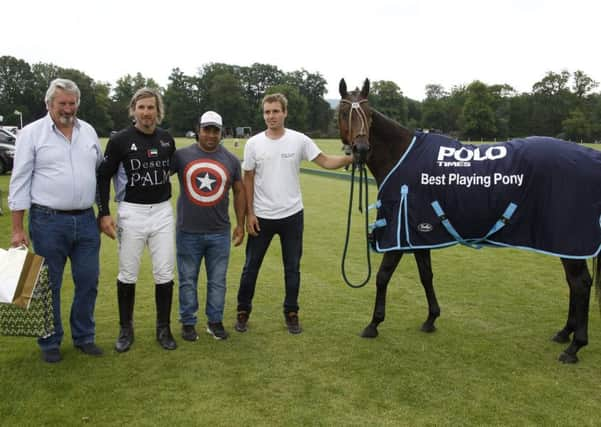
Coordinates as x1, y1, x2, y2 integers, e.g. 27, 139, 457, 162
371, 131, 601, 258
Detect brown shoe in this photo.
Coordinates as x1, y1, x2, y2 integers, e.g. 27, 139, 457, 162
285, 312, 302, 335
235, 311, 249, 333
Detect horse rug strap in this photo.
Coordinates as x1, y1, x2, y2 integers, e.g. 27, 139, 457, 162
371, 131, 601, 258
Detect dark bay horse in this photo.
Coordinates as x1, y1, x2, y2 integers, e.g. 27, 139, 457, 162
338, 78, 601, 363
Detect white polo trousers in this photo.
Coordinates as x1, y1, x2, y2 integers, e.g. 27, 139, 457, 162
116, 200, 175, 284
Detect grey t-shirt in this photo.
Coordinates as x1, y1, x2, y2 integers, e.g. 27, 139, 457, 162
171, 143, 241, 233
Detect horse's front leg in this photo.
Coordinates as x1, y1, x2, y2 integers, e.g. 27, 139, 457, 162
413, 249, 440, 333
361, 251, 403, 338
556, 259, 591, 364
551, 284, 575, 344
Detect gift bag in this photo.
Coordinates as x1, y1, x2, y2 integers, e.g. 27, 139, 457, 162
0, 266, 55, 337
0, 246, 45, 308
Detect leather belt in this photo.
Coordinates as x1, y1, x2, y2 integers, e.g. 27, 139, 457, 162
31, 204, 92, 215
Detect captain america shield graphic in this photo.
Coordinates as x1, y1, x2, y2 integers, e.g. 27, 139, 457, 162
183, 159, 230, 206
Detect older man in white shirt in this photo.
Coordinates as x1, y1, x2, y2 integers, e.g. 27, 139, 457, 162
9, 78, 104, 363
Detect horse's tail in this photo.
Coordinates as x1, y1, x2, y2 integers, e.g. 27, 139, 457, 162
594, 253, 601, 315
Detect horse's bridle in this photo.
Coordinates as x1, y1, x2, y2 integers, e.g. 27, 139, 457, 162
340, 97, 372, 288
339, 98, 370, 147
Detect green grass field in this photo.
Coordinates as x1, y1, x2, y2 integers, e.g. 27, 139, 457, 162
1, 138, 601, 425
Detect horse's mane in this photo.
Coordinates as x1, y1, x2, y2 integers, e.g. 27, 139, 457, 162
365, 108, 413, 182
370, 108, 411, 141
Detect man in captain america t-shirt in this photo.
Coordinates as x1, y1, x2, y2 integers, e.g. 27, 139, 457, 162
171, 111, 245, 342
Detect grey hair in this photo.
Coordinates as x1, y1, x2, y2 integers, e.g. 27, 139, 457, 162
129, 87, 164, 124
45, 78, 81, 107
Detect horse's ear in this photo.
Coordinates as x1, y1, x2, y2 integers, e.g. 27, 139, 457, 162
360, 79, 370, 98
339, 79, 348, 98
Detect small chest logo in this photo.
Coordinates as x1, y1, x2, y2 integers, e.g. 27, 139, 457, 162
160, 140, 171, 148
147, 148, 158, 158
130, 143, 138, 151
417, 223, 433, 232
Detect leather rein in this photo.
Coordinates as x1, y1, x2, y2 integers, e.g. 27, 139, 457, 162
340, 98, 372, 288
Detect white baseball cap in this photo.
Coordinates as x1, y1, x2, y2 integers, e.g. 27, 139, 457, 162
199, 111, 222, 128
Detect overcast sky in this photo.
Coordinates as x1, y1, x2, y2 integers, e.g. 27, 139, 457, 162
2, 0, 599, 100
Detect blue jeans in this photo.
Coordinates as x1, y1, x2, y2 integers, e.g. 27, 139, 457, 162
176, 230, 230, 325
28, 205, 100, 351
237, 210, 303, 314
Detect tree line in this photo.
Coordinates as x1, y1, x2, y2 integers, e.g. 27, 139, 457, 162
369, 71, 601, 143
1, 55, 599, 142
0, 56, 332, 138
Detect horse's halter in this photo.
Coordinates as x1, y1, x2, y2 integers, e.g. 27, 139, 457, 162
340, 98, 370, 143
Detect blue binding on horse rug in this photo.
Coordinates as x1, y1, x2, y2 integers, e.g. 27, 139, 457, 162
371, 131, 601, 258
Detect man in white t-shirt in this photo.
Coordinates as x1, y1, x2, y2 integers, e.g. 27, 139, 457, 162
235, 93, 352, 334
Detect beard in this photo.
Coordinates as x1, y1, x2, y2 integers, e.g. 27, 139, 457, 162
136, 117, 156, 132
58, 115, 75, 126
140, 120, 154, 129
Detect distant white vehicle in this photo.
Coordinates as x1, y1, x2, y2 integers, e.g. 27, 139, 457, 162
0, 141, 16, 174
235, 126, 252, 138
0, 126, 18, 135
185, 130, 196, 138
0, 128, 16, 143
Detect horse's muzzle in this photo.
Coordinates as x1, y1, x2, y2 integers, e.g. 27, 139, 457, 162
353, 138, 370, 165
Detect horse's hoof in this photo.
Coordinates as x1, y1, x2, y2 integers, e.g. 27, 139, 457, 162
420, 323, 436, 333
558, 352, 578, 364
360, 325, 378, 338
551, 331, 570, 343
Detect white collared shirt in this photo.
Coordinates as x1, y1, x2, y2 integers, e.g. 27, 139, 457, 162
8, 114, 103, 211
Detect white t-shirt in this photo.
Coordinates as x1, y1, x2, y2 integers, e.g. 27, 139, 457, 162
242, 129, 321, 219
